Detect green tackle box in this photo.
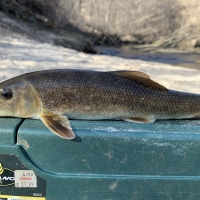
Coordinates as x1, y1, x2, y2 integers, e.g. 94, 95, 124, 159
1, 118, 200, 199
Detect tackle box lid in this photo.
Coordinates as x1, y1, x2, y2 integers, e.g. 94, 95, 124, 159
16, 119, 200, 176
0, 118, 23, 145
1, 118, 200, 199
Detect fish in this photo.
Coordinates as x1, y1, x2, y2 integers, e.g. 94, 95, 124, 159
0, 69, 200, 139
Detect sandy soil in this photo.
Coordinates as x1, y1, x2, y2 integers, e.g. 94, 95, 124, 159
1, 35, 200, 93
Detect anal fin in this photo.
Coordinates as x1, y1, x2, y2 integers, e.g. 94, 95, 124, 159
40, 112, 75, 139
123, 117, 155, 123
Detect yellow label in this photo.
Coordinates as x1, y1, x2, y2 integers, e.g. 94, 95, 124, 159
0, 162, 4, 174
0, 194, 45, 200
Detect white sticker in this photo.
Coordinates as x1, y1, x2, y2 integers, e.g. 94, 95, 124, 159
14, 170, 37, 188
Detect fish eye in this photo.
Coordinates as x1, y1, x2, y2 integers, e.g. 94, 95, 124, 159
0, 88, 13, 100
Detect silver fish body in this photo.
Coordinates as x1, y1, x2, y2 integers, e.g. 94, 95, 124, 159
0, 69, 200, 139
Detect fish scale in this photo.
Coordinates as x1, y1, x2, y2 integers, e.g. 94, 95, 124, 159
0, 69, 200, 139
23, 69, 200, 119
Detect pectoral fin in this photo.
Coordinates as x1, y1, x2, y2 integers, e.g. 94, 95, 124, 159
123, 117, 155, 123
40, 112, 75, 139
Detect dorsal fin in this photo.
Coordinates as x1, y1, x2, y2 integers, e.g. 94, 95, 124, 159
109, 70, 168, 91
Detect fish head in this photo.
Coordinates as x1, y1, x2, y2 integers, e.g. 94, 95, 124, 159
0, 76, 41, 118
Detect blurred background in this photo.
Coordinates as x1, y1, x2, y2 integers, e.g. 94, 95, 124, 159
0, 0, 200, 91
